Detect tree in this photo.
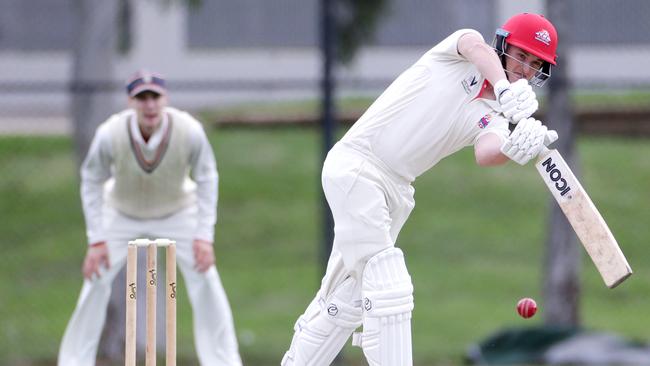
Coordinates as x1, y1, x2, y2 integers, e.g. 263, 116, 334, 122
335, 0, 388, 64
542, 0, 581, 326
70, 0, 123, 360
70, 0, 118, 166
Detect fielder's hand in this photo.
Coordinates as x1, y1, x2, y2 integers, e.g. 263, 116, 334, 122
501, 117, 559, 165
83, 241, 110, 279
193, 239, 215, 273
494, 79, 539, 124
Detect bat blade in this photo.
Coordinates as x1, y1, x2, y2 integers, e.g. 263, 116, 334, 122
535, 148, 632, 288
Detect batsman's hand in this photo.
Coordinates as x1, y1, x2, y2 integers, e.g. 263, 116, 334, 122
501, 117, 558, 165
494, 79, 539, 124
193, 239, 215, 273
83, 241, 110, 279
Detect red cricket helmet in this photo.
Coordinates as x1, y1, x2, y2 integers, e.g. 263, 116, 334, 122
493, 13, 558, 86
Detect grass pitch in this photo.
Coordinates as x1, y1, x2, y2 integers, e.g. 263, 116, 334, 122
0, 129, 648, 365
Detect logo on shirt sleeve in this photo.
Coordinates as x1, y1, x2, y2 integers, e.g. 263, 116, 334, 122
477, 113, 492, 129
461, 75, 479, 94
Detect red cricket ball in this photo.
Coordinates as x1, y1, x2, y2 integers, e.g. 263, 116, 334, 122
516, 297, 538, 319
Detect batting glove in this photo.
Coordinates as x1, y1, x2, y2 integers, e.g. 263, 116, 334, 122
494, 79, 539, 124
501, 117, 559, 165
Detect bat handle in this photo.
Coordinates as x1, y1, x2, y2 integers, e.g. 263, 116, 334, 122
536, 146, 552, 164
539, 127, 558, 157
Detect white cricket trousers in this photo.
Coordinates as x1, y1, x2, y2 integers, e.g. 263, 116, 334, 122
282, 143, 415, 365
57, 205, 242, 366
322, 143, 415, 282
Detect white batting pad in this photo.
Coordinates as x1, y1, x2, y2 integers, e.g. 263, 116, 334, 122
356, 247, 414, 366
282, 277, 362, 366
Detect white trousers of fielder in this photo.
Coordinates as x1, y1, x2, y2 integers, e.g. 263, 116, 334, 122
58, 205, 242, 366
283, 143, 415, 366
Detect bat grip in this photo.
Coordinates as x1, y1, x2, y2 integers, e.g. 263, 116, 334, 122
536, 146, 552, 164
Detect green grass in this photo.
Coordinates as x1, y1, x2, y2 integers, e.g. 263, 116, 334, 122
0, 129, 649, 365
574, 90, 650, 109
198, 91, 650, 125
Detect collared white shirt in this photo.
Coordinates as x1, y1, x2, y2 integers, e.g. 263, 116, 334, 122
341, 29, 510, 182
80, 107, 218, 244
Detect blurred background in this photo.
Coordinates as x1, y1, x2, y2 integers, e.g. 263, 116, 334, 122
1, 0, 649, 365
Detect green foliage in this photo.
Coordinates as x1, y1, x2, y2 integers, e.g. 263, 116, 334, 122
0, 130, 648, 365
336, 0, 388, 64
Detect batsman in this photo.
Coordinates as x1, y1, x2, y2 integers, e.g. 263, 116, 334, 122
283, 13, 560, 365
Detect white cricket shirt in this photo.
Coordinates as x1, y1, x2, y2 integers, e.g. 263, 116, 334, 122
80, 107, 218, 244
340, 29, 510, 182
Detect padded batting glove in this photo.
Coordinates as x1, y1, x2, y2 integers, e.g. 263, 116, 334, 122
501, 117, 559, 165
494, 79, 539, 124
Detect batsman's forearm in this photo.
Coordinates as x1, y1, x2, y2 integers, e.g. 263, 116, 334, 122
459, 34, 508, 86
475, 132, 510, 166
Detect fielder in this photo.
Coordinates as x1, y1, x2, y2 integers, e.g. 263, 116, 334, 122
282, 13, 559, 365
58, 70, 242, 366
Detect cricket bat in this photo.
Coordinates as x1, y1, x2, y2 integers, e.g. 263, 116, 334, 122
535, 147, 632, 288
